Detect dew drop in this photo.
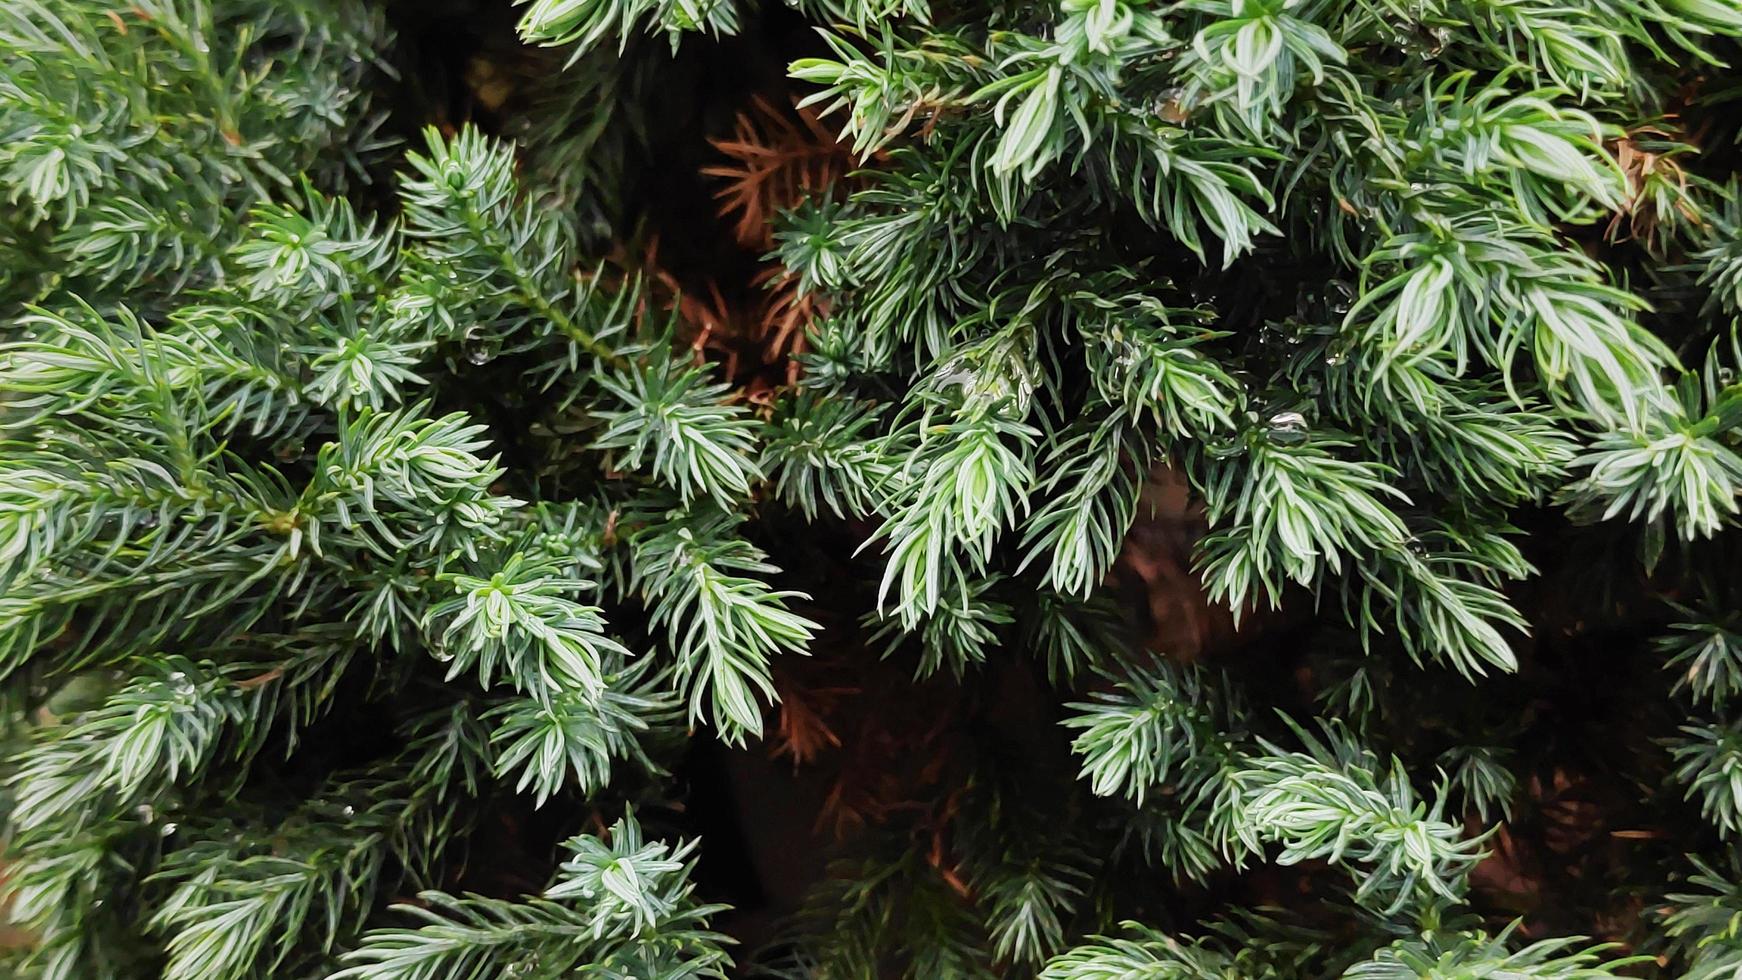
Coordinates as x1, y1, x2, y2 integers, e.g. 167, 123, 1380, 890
1267, 411, 1309, 444
462, 327, 496, 366
1148, 87, 1191, 124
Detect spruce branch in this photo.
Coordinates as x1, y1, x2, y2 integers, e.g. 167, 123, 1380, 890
517, 0, 741, 58
593, 353, 766, 503
334, 813, 732, 980
631, 508, 816, 742
487, 654, 678, 805
428, 551, 628, 702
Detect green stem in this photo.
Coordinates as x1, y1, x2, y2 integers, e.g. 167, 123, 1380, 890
458, 209, 627, 371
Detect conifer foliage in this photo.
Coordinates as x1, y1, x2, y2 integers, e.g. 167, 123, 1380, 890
3, 0, 1742, 976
